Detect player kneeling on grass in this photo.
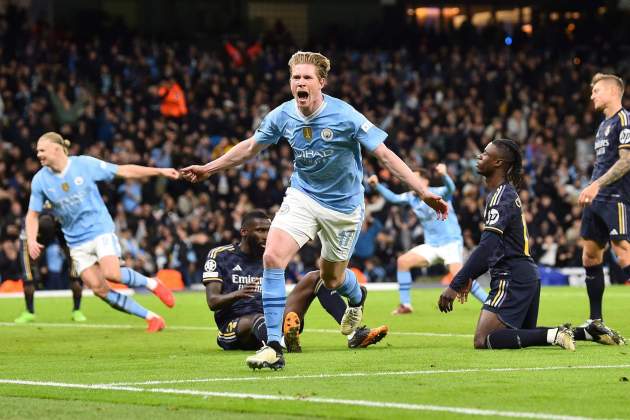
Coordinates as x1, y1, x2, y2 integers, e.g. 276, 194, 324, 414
203, 210, 388, 361
438, 139, 575, 351
27, 132, 177, 332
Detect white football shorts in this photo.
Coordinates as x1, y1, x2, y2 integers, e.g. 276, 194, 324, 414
409, 240, 463, 266
271, 187, 364, 262
69, 232, 122, 275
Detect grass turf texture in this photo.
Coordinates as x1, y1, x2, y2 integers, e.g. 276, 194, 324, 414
1, 286, 629, 419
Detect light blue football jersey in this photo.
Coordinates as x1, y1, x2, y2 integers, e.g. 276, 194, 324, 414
254, 94, 387, 213
29, 156, 119, 247
375, 176, 462, 246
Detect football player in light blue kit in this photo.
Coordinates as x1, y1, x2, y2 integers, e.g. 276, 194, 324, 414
26, 132, 179, 332
369, 164, 488, 315
181, 51, 448, 370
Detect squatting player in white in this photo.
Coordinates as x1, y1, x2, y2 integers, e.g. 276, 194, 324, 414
181, 51, 448, 370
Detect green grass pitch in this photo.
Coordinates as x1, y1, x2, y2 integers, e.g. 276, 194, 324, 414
1, 286, 629, 419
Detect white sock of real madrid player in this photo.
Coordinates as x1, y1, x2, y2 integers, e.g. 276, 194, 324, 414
336, 269, 363, 306
262, 268, 286, 347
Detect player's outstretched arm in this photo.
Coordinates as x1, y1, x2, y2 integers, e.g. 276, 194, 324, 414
367, 175, 407, 205
180, 137, 269, 183
435, 163, 456, 200
371, 144, 448, 218
25, 209, 44, 260
116, 165, 180, 180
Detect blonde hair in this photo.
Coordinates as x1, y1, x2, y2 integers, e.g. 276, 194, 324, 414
40, 132, 71, 155
288, 51, 331, 80
591, 72, 625, 95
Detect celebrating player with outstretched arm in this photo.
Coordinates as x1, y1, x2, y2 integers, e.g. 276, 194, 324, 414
181, 51, 447, 370
27, 132, 179, 332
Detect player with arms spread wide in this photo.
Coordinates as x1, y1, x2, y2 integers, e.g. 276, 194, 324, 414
182, 51, 446, 370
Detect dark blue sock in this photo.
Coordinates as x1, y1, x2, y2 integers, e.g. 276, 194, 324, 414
252, 316, 267, 345
486, 328, 549, 349
316, 280, 347, 324
585, 264, 605, 320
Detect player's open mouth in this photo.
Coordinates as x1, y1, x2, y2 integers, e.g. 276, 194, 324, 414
297, 91, 309, 103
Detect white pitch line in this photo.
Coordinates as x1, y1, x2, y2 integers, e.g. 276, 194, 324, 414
0, 378, 604, 420
103, 364, 630, 386
0, 322, 472, 337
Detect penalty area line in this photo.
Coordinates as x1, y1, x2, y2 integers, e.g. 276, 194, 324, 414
103, 364, 630, 386
0, 378, 603, 420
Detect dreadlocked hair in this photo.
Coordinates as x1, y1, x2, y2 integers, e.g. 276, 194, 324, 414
492, 138, 524, 190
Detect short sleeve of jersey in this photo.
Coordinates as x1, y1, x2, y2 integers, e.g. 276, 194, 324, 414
28, 174, 45, 212
78, 156, 118, 182
253, 106, 283, 145
483, 186, 512, 235
350, 108, 387, 152
617, 111, 630, 149
202, 252, 223, 284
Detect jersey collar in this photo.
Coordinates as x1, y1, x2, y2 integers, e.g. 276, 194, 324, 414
48, 157, 72, 178
294, 95, 327, 122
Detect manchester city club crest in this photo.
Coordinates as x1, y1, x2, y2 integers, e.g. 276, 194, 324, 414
321, 128, 334, 141
62, 182, 70, 192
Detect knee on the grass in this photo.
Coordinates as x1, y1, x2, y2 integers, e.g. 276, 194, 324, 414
473, 333, 489, 349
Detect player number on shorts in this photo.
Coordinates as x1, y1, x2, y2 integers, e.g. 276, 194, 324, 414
338, 230, 356, 250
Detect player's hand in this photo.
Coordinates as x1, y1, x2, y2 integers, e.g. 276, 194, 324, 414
179, 165, 210, 183
438, 287, 458, 313
456, 279, 472, 304
367, 175, 379, 187
28, 240, 44, 260
235, 284, 259, 300
578, 182, 599, 207
435, 163, 447, 176
160, 168, 180, 180
420, 191, 449, 220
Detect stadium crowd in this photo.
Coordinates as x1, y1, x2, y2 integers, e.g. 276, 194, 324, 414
1, 7, 629, 287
